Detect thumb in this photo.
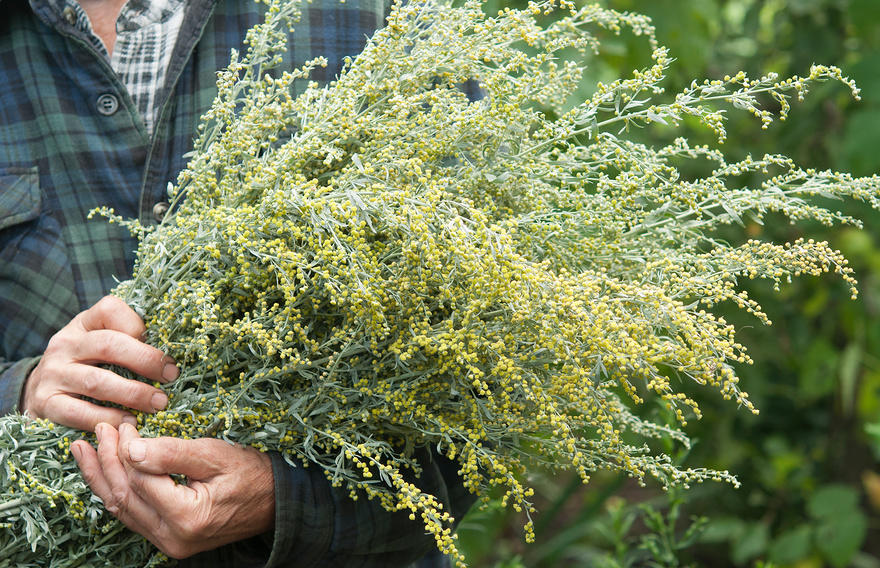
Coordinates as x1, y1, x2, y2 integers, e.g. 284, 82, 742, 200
119, 423, 225, 479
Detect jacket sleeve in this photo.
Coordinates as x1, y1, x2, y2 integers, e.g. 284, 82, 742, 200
0, 356, 41, 416
262, 448, 476, 568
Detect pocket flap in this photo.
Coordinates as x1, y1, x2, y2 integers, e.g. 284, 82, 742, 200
0, 166, 41, 232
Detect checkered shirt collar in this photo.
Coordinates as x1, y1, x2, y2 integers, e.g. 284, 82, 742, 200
34, 0, 188, 137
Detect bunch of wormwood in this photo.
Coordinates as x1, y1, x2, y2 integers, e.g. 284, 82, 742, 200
3, 0, 879, 565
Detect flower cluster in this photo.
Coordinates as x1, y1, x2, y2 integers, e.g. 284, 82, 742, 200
2, 0, 878, 565
0, 418, 156, 566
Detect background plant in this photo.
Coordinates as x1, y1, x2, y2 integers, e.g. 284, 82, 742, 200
457, 1, 880, 566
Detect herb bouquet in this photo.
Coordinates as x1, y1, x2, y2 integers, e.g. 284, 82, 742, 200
2, 0, 879, 565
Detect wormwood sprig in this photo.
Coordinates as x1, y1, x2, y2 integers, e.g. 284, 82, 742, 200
2, 0, 879, 565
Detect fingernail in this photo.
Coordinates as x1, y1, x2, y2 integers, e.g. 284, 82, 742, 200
70, 443, 82, 461
151, 391, 168, 411
95, 424, 103, 443
121, 414, 138, 426
162, 363, 179, 381
128, 440, 146, 462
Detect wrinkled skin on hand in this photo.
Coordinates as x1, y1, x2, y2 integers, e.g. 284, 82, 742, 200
71, 422, 275, 559
22, 295, 178, 432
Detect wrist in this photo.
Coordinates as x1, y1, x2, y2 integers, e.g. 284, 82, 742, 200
7, 356, 42, 416
246, 449, 276, 536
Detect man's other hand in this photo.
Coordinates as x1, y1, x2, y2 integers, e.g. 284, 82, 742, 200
71, 423, 275, 559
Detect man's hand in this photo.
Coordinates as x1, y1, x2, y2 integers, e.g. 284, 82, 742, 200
71, 423, 275, 559
21, 295, 178, 431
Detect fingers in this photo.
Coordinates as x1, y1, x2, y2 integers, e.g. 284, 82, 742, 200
67, 329, 179, 384
34, 358, 169, 432
116, 424, 274, 552
22, 294, 179, 430
70, 439, 113, 502
67, 295, 179, 384
117, 424, 196, 515
95, 425, 141, 515
121, 428, 224, 479
72, 425, 161, 537
77, 295, 146, 338
44, 395, 138, 432
73, 424, 273, 560
62, 364, 168, 412
73, 424, 205, 559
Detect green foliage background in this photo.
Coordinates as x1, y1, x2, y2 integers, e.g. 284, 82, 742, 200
457, 0, 880, 566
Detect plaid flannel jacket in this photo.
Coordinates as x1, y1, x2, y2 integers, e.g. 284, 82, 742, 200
0, 1, 473, 566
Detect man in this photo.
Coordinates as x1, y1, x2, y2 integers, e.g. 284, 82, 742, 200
0, 0, 473, 565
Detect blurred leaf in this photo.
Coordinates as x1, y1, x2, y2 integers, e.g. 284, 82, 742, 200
761, 436, 808, 489
856, 370, 880, 420
805, 486, 867, 566
699, 516, 747, 544
847, 52, 880, 104
838, 108, 880, 176
848, 1, 880, 48
837, 228, 878, 265
731, 522, 769, 565
815, 513, 867, 567
457, 498, 513, 564
493, 557, 527, 568
679, 516, 710, 550
798, 339, 837, 401
768, 525, 813, 565
838, 342, 863, 416
807, 484, 860, 518
801, 287, 831, 318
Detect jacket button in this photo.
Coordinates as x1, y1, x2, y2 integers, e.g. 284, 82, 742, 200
96, 93, 119, 116
152, 201, 170, 222
62, 6, 77, 25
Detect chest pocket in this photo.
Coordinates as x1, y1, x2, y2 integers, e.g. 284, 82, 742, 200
0, 165, 79, 359
0, 166, 40, 232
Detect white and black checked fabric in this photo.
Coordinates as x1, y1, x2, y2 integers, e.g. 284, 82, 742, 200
45, 0, 187, 136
